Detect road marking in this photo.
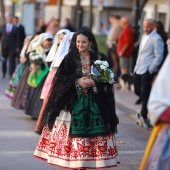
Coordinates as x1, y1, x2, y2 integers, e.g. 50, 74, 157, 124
0, 131, 38, 138
119, 150, 145, 154
0, 150, 145, 155
0, 151, 34, 155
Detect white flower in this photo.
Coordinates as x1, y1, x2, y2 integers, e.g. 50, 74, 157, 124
100, 65, 107, 70
94, 60, 102, 65
110, 72, 114, 78
35, 55, 40, 60
109, 79, 114, 84
30, 52, 34, 57
102, 61, 109, 67
41, 53, 46, 61
30, 55, 34, 60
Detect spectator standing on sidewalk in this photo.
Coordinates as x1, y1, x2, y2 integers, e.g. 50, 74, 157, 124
0, 15, 20, 78
107, 15, 122, 80
155, 21, 168, 68
13, 16, 26, 62
46, 18, 60, 36
99, 22, 108, 35
36, 19, 46, 34
117, 17, 134, 75
61, 18, 76, 32
139, 40, 170, 170
134, 19, 164, 129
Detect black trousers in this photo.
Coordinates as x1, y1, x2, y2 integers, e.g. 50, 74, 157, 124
133, 72, 154, 119
1, 49, 16, 77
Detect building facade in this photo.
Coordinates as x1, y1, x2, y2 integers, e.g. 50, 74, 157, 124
2, 0, 170, 35
142, 0, 170, 33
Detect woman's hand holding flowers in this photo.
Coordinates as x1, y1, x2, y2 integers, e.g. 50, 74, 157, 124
76, 77, 95, 88
84, 78, 95, 87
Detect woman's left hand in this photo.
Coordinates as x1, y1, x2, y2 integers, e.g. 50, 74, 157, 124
30, 63, 38, 71
84, 79, 95, 88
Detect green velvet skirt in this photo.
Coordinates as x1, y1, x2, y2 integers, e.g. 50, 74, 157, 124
70, 93, 110, 137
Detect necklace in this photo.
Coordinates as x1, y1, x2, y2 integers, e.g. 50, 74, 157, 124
80, 55, 90, 63
80, 54, 89, 59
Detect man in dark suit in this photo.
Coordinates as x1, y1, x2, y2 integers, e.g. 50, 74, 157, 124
0, 15, 20, 78
13, 16, 26, 61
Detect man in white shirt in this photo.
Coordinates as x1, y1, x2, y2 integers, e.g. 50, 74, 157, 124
134, 19, 164, 129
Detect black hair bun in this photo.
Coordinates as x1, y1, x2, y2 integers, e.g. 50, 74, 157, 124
81, 26, 91, 32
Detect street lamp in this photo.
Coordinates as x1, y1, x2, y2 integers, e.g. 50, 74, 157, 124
133, 0, 140, 42
88, 0, 93, 30
75, 0, 83, 30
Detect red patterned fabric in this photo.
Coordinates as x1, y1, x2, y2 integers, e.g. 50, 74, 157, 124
34, 111, 119, 169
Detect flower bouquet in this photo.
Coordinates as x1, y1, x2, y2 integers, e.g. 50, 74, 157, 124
29, 51, 45, 65
87, 60, 115, 84
28, 50, 49, 87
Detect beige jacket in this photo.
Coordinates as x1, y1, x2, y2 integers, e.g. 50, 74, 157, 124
108, 21, 122, 44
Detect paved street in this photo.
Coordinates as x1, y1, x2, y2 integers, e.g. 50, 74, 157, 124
0, 77, 151, 170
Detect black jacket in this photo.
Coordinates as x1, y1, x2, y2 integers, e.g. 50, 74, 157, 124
0, 24, 20, 52
43, 50, 119, 135
17, 24, 26, 49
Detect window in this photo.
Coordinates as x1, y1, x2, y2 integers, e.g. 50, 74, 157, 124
158, 13, 166, 26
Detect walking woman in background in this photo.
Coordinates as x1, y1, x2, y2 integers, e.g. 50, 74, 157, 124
34, 26, 119, 169
5, 36, 32, 99
25, 30, 67, 119
40, 29, 70, 100
139, 40, 170, 170
24, 33, 53, 118
11, 33, 53, 110
35, 30, 74, 134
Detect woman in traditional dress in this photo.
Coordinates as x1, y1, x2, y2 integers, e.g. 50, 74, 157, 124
139, 40, 170, 170
25, 30, 69, 120
40, 29, 70, 100
11, 33, 53, 110
35, 31, 74, 134
5, 36, 31, 99
24, 33, 53, 118
34, 26, 119, 169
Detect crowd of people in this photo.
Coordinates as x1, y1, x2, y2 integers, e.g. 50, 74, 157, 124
0, 13, 170, 169
106, 15, 168, 129
106, 15, 170, 170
